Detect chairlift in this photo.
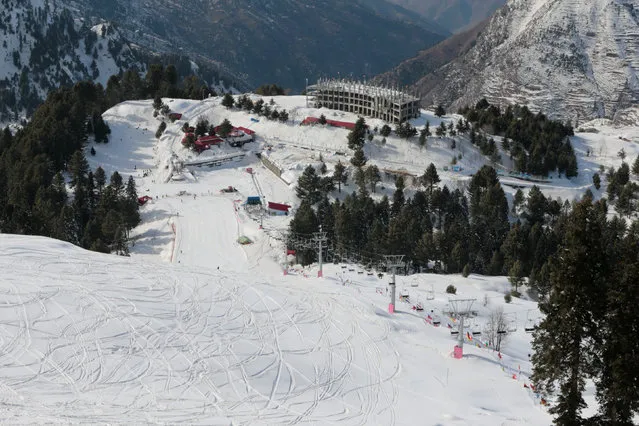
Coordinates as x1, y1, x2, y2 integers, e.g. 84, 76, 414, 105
432, 313, 441, 326
471, 321, 482, 337
525, 310, 538, 333
525, 321, 537, 333
413, 301, 424, 311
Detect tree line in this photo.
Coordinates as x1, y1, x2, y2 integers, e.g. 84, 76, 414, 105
0, 77, 146, 254
459, 99, 577, 177
287, 107, 639, 422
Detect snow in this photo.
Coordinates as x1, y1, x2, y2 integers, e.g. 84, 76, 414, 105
3, 94, 637, 423
0, 234, 550, 424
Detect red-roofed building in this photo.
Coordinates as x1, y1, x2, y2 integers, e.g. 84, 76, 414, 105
301, 116, 357, 130
236, 127, 255, 135
212, 125, 255, 147
268, 202, 291, 216
197, 135, 224, 146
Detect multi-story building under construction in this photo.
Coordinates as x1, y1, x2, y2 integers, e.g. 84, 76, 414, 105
307, 78, 420, 124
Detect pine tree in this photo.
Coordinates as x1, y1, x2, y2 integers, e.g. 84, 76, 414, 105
350, 148, 367, 168
288, 201, 319, 265
532, 197, 609, 424
435, 122, 446, 137
421, 163, 440, 195
354, 167, 368, 197
333, 161, 347, 193
508, 260, 524, 294
296, 165, 321, 204
123, 176, 141, 229
380, 124, 391, 137
109, 171, 124, 197
222, 93, 235, 109
596, 223, 639, 424
391, 176, 405, 218
153, 95, 163, 110
94, 166, 106, 196
68, 150, 89, 188
632, 155, 639, 176
419, 127, 427, 149
253, 99, 264, 115
347, 117, 367, 149
365, 165, 381, 193
593, 172, 601, 190
434, 104, 446, 117
195, 117, 210, 137
218, 119, 233, 138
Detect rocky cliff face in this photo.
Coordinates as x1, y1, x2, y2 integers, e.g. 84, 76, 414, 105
417, 0, 639, 121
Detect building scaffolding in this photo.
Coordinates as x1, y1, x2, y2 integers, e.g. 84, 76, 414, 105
307, 78, 421, 124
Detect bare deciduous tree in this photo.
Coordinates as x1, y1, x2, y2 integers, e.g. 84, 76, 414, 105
483, 307, 509, 351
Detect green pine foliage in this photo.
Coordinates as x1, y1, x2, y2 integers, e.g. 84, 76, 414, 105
0, 80, 140, 255
296, 165, 322, 205
532, 196, 610, 424
217, 119, 233, 138
254, 84, 285, 96
222, 93, 235, 108
347, 118, 368, 149
333, 161, 348, 193
350, 148, 367, 168
460, 99, 576, 177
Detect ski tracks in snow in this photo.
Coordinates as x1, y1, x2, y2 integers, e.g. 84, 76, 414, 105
0, 245, 402, 424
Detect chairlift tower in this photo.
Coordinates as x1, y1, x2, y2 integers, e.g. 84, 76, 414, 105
449, 298, 476, 359
314, 226, 328, 278
383, 255, 404, 314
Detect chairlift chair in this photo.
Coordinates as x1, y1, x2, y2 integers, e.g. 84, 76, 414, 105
471, 321, 482, 337
525, 310, 538, 333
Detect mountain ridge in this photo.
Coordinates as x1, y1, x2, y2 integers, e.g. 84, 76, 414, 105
70, 0, 446, 91
385, 0, 639, 121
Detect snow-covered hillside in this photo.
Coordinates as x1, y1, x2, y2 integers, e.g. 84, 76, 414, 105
418, 0, 639, 121
0, 232, 551, 424
0, 0, 140, 121
98, 95, 638, 213
2, 95, 636, 422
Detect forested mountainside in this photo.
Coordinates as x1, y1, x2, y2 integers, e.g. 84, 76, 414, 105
0, 0, 244, 122
70, 0, 446, 91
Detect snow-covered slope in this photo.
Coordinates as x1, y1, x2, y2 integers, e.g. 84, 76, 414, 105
417, 0, 639, 121
0, 232, 551, 424
3, 95, 636, 422
0, 0, 140, 120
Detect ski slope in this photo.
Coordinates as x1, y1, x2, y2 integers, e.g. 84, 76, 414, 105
0, 234, 550, 424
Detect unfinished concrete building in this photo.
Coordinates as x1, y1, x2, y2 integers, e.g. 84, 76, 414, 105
307, 78, 420, 124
